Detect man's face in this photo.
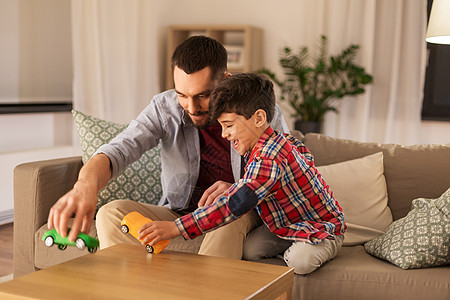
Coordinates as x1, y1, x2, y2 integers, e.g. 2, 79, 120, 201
174, 66, 219, 129
217, 112, 262, 156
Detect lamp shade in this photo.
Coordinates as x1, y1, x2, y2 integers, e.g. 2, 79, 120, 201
426, 0, 450, 44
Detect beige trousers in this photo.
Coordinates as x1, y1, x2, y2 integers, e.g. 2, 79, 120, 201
96, 199, 261, 259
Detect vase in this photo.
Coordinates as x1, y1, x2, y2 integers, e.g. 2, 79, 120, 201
294, 120, 322, 134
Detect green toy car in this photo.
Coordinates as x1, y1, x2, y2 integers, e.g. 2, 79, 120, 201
42, 228, 99, 253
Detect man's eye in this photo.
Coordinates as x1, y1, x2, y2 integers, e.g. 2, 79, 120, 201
197, 94, 209, 99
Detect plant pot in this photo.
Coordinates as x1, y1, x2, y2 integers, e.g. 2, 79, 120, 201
294, 120, 322, 134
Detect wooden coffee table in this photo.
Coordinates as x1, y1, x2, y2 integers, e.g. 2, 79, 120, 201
0, 244, 294, 299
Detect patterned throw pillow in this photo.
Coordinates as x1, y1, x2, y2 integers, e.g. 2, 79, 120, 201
72, 110, 162, 209
364, 188, 450, 269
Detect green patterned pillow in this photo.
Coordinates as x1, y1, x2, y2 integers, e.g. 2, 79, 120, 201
72, 110, 162, 209
364, 188, 450, 269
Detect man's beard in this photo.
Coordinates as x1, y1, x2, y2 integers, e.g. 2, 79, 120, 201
185, 111, 213, 129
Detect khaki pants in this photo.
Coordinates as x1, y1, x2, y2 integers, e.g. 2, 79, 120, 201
96, 199, 261, 259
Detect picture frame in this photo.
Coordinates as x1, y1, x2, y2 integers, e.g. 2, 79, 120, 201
225, 45, 244, 69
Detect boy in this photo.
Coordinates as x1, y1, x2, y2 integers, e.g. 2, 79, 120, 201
139, 73, 346, 274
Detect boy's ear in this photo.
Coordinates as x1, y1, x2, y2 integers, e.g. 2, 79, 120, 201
223, 72, 232, 80
253, 109, 267, 127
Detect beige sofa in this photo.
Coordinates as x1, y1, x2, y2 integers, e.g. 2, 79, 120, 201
13, 132, 450, 299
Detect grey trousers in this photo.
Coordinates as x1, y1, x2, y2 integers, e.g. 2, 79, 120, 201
243, 224, 344, 274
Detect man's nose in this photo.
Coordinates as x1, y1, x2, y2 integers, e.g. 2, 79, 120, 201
186, 98, 199, 113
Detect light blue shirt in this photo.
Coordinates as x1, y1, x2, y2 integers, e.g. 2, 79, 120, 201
96, 89, 290, 211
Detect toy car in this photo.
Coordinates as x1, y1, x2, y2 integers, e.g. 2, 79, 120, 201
42, 228, 99, 253
121, 211, 170, 254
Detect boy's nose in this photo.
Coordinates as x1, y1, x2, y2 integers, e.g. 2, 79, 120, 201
221, 129, 229, 139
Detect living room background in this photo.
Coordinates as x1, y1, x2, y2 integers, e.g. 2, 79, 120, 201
1, 0, 449, 222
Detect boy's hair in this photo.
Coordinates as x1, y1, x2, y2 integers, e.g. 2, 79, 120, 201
171, 35, 227, 81
209, 73, 275, 122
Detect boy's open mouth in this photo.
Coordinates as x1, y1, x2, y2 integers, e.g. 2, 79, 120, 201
232, 140, 239, 149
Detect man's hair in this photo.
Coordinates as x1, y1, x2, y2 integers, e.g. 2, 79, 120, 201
171, 35, 227, 80
209, 73, 275, 122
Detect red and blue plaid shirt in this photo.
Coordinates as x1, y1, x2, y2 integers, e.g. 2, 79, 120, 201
175, 126, 346, 244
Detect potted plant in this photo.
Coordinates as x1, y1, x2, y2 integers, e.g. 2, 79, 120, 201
259, 35, 373, 133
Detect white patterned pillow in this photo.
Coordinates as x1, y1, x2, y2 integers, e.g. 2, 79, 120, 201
364, 188, 450, 269
72, 110, 162, 209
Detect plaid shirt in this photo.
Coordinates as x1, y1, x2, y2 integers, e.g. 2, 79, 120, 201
175, 127, 346, 244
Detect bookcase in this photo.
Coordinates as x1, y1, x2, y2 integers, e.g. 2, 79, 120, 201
166, 25, 263, 90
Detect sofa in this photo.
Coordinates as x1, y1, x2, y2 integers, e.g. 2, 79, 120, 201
13, 130, 450, 299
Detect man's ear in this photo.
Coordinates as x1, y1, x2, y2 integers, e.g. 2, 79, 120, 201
253, 109, 267, 128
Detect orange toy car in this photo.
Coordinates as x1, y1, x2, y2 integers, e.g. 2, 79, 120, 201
120, 211, 170, 254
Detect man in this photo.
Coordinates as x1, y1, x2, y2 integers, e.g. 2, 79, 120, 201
48, 35, 289, 259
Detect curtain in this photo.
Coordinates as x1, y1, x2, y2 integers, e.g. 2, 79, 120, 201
315, 0, 427, 144
71, 0, 160, 124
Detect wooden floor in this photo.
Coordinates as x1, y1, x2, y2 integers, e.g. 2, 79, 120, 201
0, 223, 13, 277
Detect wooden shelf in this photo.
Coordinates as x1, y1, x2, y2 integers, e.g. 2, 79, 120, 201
166, 25, 263, 90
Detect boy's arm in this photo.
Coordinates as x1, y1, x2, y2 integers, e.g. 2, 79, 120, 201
175, 158, 281, 240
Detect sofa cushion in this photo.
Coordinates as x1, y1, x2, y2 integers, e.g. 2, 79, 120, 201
293, 246, 450, 300
303, 133, 450, 220
316, 152, 393, 245
364, 188, 450, 269
258, 246, 450, 299
72, 110, 162, 209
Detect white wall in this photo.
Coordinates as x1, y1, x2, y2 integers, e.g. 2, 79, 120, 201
0, 0, 72, 104
0, 0, 74, 223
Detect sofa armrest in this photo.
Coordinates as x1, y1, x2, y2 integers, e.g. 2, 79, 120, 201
13, 156, 83, 277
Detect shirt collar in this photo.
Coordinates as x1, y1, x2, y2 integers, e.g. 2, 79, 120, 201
244, 126, 275, 161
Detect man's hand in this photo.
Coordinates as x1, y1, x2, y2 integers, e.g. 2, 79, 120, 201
138, 221, 181, 246
47, 153, 111, 242
47, 179, 98, 242
198, 180, 232, 207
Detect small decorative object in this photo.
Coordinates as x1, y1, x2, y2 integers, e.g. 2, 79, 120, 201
225, 45, 244, 69
42, 228, 99, 253
121, 211, 170, 254
259, 35, 373, 133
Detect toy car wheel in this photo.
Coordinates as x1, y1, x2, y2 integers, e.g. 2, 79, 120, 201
75, 238, 86, 250
88, 247, 98, 253
58, 244, 67, 250
145, 244, 154, 253
44, 236, 54, 247
121, 225, 129, 234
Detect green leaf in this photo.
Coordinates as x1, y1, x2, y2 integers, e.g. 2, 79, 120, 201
256, 35, 373, 122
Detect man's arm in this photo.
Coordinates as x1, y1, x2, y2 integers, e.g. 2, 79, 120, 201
47, 153, 112, 241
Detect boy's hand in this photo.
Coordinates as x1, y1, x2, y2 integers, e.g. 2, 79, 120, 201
198, 180, 232, 207
138, 221, 180, 246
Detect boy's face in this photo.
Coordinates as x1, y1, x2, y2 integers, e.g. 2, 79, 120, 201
217, 112, 266, 156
